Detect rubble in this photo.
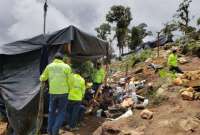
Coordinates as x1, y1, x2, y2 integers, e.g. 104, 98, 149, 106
178, 57, 189, 64
140, 109, 153, 120
181, 91, 194, 101
173, 78, 183, 86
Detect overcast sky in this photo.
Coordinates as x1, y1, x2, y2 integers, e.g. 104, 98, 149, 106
0, 0, 199, 44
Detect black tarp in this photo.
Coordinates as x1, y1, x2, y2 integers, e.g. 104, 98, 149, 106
0, 25, 108, 135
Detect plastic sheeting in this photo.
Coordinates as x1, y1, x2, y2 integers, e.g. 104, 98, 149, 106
0, 25, 108, 135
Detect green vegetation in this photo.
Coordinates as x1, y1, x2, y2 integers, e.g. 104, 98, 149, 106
130, 49, 153, 66
129, 23, 152, 50
71, 60, 94, 81
159, 69, 176, 79
95, 23, 111, 41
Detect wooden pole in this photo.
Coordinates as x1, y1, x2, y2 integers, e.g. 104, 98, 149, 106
157, 32, 160, 57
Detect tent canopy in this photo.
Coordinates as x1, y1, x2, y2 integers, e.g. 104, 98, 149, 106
0, 25, 109, 135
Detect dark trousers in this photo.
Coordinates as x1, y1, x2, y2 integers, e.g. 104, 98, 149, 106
78, 105, 86, 123
67, 101, 81, 128
92, 83, 101, 93
48, 94, 67, 135
169, 66, 183, 74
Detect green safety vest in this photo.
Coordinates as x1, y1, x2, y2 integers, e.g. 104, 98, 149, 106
40, 59, 71, 94
168, 53, 178, 67
92, 67, 106, 84
68, 73, 86, 101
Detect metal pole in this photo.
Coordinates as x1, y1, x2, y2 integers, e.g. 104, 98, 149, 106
43, 0, 48, 36
36, 1, 48, 134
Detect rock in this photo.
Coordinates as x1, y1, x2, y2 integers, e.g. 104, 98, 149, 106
194, 92, 200, 100
121, 98, 134, 108
181, 91, 193, 100
145, 58, 152, 63
140, 109, 153, 120
173, 78, 183, 86
185, 87, 194, 92
181, 79, 189, 86
156, 87, 165, 96
178, 118, 199, 132
178, 57, 188, 64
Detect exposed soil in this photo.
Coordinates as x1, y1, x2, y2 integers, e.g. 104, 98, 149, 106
93, 87, 200, 135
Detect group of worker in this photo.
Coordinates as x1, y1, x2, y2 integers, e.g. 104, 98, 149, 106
40, 53, 105, 135
39, 46, 181, 135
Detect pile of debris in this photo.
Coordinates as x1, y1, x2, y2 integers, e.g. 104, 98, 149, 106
173, 70, 200, 101
92, 77, 150, 120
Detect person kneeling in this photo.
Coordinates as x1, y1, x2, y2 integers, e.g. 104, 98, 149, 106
67, 70, 86, 131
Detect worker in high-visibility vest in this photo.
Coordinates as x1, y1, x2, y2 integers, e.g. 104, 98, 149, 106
40, 53, 71, 135
167, 48, 183, 73
92, 62, 106, 93
66, 70, 86, 131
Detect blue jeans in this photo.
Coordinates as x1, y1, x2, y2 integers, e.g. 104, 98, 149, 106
78, 105, 86, 123
67, 101, 81, 128
48, 94, 67, 135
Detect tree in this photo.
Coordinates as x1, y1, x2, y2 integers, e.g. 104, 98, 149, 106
197, 18, 200, 29
129, 23, 152, 50
197, 18, 200, 34
161, 22, 178, 41
106, 5, 132, 56
175, 0, 192, 34
95, 23, 111, 41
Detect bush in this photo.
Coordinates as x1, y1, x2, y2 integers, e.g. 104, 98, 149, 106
140, 49, 152, 61
71, 60, 94, 81
181, 40, 200, 57
130, 49, 153, 67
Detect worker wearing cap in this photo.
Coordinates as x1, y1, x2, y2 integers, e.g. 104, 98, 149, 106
40, 53, 71, 135
92, 62, 106, 93
167, 48, 183, 73
66, 70, 86, 131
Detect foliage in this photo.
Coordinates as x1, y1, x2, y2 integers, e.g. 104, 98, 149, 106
129, 23, 152, 50
129, 27, 142, 50
161, 22, 178, 40
106, 5, 132, 55
159, 69, 176, 79
130, 49, 153, 66
197, 18, 200, 26
181, 40, 200, 57
95, 23, 111, 41
174, 0, 192, 34
71, 60, 94, 81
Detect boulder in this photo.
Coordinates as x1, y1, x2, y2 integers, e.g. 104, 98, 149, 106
173, 78, 183, 86
194, 92, 200, 100
140, 109, 153, 120
181, 91, 193, 101
178, 57, 188, 64
156, 87, 165, 96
